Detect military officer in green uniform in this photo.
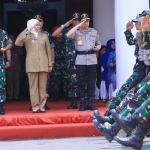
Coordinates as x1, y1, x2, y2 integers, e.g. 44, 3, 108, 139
6, 34, 23, 101
47, 26, 68, 101
0, 29, 12, 114
52, 13, 79, 109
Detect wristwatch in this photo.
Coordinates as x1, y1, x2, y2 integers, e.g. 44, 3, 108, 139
7, 60, 11, 63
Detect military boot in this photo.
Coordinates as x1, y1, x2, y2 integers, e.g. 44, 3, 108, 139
0, 102, 5, 115
114, 120, 150, 150
79, 98, 86, 111
86, 97, 97, 110
67, 97, 77, 109
94, 110, 114, 124
111, 109, 142, 135
92, 119, 120, 142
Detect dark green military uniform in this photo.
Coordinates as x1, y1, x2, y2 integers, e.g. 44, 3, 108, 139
105, 30, 146, 115
61, 26, 77, 99
0, 29, 12, 102
47, 37, 67, 96
6, 44, 23, 100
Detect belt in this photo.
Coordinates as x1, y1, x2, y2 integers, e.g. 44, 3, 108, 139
76, 50, 95, 55
138, 61, 145, 66
55, 56, 65, 61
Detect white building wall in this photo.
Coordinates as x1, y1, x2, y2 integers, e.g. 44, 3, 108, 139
93, 0, 115, 45
115, 0, 149, 89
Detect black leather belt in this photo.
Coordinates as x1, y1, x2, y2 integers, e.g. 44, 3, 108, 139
76, 50, 95, 55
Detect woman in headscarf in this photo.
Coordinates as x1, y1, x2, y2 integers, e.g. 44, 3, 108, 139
15, 19, 52, 113
101, 39, 115, 92
107, 39, 116, 90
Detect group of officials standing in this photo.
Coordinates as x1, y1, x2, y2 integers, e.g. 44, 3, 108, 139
0, 12, 101, 114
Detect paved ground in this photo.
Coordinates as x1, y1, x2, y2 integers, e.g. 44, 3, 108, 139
0, 136, 149, 150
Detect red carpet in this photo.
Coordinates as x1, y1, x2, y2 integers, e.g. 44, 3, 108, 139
0, 100, 107, 140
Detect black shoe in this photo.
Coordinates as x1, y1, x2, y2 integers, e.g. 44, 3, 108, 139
40, 110, 46, 113
67, 98, 77, 109
79, 98, 86, 111
45, 104, 50, 110
33, 110, 38, 113
92, 119, 120, 142
94, 110, 114, 124
90, 114, 96, 120
110, 109, 141, 135
114, 125, 146, 150
86, 97, 97, 110
92, 119, 113, 142
146, 132, 150, 137
29, 104, 50, 111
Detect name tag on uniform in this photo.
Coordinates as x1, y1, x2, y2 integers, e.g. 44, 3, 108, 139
89, 32, 95, 37
29, 37, 35, 42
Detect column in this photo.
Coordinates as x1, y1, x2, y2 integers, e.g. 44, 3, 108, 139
93, 0, 115, 45
115, 0, 149, 89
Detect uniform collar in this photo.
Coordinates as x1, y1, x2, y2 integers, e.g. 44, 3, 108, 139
80, 27, 91, 33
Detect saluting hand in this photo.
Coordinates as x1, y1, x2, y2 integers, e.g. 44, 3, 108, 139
141, 16, 150, 31
77, 20, 86, 28
64, 19, 73, 28
24, 27, 33, 34
126, 21, 134, 30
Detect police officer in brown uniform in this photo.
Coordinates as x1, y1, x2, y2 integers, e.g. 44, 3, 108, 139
6, 34, 23, 101
66, 13, 101, 111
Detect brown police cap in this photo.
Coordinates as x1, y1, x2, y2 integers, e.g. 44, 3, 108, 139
79, 13, 90, 22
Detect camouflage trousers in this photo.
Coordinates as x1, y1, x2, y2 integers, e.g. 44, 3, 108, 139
63, 59, 77, 98
47, 60, 68, 93
116, 73, 150, 116
136, 98, 150, 121
47, 59, 77, 98
106, 65, 146, 113
0, 57, 6, 102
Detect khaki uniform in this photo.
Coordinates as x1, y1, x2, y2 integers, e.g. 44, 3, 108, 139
6, 44, 23, 99
15, 32, 52, 111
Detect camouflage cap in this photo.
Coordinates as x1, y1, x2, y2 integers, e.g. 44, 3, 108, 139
71, 13, 79, 20
34, 15, 43, 22
132, 14, 143, 22
79, 13, 90, 22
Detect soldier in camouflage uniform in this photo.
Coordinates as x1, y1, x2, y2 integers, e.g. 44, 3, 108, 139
0, 29, 12, 114
52, 13, 79, 109
104, 14, 147, 116
47, 26, 68, 101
